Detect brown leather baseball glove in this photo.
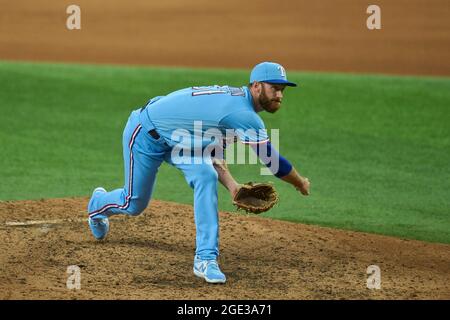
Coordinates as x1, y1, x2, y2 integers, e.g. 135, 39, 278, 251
232, 182, 279, 214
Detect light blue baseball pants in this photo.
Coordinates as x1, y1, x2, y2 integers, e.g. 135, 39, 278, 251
88, 110, 220, 260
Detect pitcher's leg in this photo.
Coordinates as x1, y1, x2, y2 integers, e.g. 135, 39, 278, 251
192, 166, 219, 260
88, 113, 164, 219
171, 159, 226, 283
171, 160, 220, 260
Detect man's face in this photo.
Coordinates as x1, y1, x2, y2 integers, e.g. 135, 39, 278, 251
257, 82, 286, 113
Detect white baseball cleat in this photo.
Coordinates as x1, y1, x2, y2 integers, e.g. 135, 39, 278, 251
87, 187, 109, 240
193, 256, 226, 284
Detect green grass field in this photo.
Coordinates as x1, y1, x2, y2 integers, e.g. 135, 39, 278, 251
1, 61, 449, 244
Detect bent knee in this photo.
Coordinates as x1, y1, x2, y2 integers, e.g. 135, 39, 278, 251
126, 199, 148, 216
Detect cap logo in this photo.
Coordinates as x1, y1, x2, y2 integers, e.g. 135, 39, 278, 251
278, 66, 286, 79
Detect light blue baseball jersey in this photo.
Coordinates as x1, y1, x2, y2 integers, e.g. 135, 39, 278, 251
138, 85, 269, 148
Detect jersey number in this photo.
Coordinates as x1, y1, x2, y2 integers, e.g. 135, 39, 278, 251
192, 86, 245, 97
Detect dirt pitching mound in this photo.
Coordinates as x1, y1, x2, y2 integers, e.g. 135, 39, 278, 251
0, 198, 449, 300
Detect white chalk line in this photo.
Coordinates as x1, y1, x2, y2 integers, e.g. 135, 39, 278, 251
4, 218, 87, 227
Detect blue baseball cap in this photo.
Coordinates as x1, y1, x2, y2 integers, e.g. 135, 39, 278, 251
249, 62, 297, 87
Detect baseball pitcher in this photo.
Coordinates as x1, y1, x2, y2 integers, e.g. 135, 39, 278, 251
87, 62, 311, 284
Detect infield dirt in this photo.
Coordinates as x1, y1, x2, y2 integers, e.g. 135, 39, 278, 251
1, 198, 449, 299
0, 0, 449, 75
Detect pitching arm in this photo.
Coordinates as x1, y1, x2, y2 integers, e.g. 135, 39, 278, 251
250, 141, 310, 196
212, 158, 241, 198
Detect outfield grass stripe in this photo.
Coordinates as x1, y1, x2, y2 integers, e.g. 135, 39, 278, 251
1, 60, 449, 243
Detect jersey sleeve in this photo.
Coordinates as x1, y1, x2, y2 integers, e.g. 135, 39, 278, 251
250, 141, 293, 178
220, 111, 269, 144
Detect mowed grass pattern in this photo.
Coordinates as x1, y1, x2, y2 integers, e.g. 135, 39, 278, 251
0, 61, 449, 243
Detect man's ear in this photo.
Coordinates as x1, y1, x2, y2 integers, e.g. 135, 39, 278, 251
251, 81, 262, 93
